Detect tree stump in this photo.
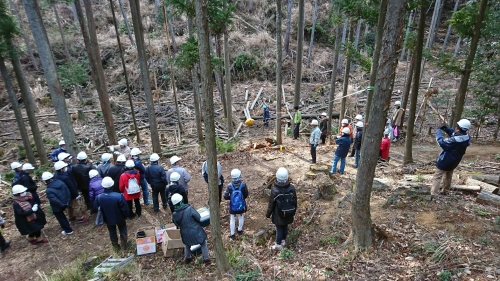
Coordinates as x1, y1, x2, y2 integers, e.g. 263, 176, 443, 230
312, 173, 337, 201
304, 171, 317, 180
310, 164, 330, 175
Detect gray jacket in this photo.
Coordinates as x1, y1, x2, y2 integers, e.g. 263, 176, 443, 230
166, 165, 191, 191
201, 161, 222, 185
0, 215, 4, 225
172, 204, 207, 246
310, 127, 321, 145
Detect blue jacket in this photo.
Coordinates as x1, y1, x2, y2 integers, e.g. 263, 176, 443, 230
132, 157, 146, 178
54, 171, 79, 199
335, 134, 352, 157
46, 179, 71, 213
145, 162, 168, 187
435, 127, 470, 171
223, 180, 249, 214
93, 189, 129, 225
263, 108, 270, 118
353, 128, 363, 150
50, 147, 66, 162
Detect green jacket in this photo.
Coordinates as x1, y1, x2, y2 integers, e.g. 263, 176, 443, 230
293, 110, 302, 124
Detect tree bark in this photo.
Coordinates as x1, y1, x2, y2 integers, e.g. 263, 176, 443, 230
340, 21, 354, 122
293, 0, 304, 107
166, 5, 177, 53
400, 9, 413, 61
187, 18, 203, 142
22, 0, 77, 156
211, 35, 227, 117
275, 0, 282, 145
404, 2, 427, 164
442, 0, 460, 53
401, 53, 415, 121
109, 0, 140, 142
306, 0, 319, 68
284, 0, 292, 53
118, 0, 136, 47
0, 57, 36, 164
327, 25, 342, 141
426, 0, 442, 50
452, 36, 461, 59
194, 0, 231, 275
337, 19, 348, 73
224, 32, 233, 137
451, 0, 488, 126
129, 0, 161, 152
494, 100, 500, 140
8, 0, 38, 72
354, 19, 362, 50
352, 0, 407, 251
365, 0, 387, 121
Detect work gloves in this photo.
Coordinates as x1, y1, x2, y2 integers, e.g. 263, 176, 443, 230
32, 204, 39, 212
439, 125, 448, 130
114, 151, 121, 155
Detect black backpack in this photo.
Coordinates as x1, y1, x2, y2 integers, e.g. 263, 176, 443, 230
274, 187, 296, 218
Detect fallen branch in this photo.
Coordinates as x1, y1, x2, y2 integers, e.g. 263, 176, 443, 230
240, 113, 339, 120
250, 87, 263, 110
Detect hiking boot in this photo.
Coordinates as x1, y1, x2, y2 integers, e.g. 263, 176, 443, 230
271, 244, 282, 251
77, 217, 89, 224
112, 242, 121, 251
61, 230, 74, 235
184, 258, 193, 264
36, 238, 48, 244
281, 240, 286, 247
0, 240, 11, 252
28, 240, 38, 245
228, 234, 236, 240
203, 258, 211, 265
237, 230, 243, 235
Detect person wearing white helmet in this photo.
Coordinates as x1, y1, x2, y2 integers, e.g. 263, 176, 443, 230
339, 118, 354, 140
266, 167, 297, 251
88, 170, 103, 205
43, 172, 75, 235
355, 114, 363, 122
431, 119, 471, 196
108, 138, 131, 159
292, 106, 302, 139
309, 119, 321, 164
331, 127, 352, 174
319, 112, 328, 145
57, 152, 75, 175
12, 163, 41, 205
130, 148, 151, 206
201, 156, 223, 204
54, 161, 84, 223
223, 169, 249, 239
391, 100, 404, 142
171, 193, 210, 264
97, 153, 113, 178
145, 153, 169, 212
119, 160, 142, 219
12, 184, 48, 243
166, 155, 191, 195
165, 172, 188, 213
0, 214, 11, 252
107, 154, 128, 192
10, 162, 23, 182
50, 140, 67, 162
379, 129, 391, 161
73, 151, 96, 211
349, 115, 364, 157
352, 121, 364, 168
93, 177, 130, 249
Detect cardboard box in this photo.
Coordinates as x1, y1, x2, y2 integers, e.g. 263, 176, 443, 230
156, 224, 176, 244
162, 228, 185, 257
197, 207, 210, 227
136, 228, 156, 255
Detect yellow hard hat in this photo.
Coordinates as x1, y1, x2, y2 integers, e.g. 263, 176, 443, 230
245, 118, 255, 126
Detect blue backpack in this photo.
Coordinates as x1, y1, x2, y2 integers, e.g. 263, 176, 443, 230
229, 182, 246, 213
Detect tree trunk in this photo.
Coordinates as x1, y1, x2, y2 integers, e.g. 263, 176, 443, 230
187, 18, 203, 142
337, 19, 348, 73
118, 0, 136, 47
340, 22, 354, 122
224, 32, 233, 137
352, 0, 407, 251
426, 0, 441, 50
306, 0, 319, 68
442, 0, 460, 53
275, 0, 282, 145
22, 0, 77, 156
83, 0, 117, 145
293, 0, 304, 107
354, 19, 362, 50
129, 0, 161, 152
284, 0, 292, 53
109, 0, 141, 142
494, 101, 500, 140
0, 57, 36, 164
404, 2, 426, 164
211, 35, 227, 117
452, 0, 488, 126
166, 5, 177, 53
400, 9, 413, 61
401, 53, 415, 121
8, 40, 47, 165
327, 25, 342, 141
364, 0, 387, 121
194, 0, 231, 275
8, 0, 38, 72
453, 36, 461, 59
70, 2, 79, 25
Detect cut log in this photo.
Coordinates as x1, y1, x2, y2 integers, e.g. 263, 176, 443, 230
450, 185, 480, 192
244, 87, 249, 101
470, 174, 499, 187
467, 178, 499, 194
250, 87, 263, 110
304, 171, 317, 180
240, 113, 339, 120
398, 181, 480, 192
476, 191, 500, 207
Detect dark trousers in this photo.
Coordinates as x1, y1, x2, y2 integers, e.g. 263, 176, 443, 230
0, 232, 5, 247
31, 192, 41, 205
106, 221, 127, 244
320, 134, 326, 144
27, 230, 41, 238
152, 185, 167, 212
349, 146, 355, 157
127, 198, 142, 218
53, 211, 73, 232
81, 189, 91, 210
293, 124, 300, 139
310, 144, 317, 163
276, 225, 289, 244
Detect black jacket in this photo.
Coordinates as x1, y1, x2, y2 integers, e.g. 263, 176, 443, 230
435, 127, 471, 171
266, 181, 297, 226
13, 197, 46, 236
145, 163, 168, 187
166, 183, 188, 212
173, 204, 207, 246
46, 179, 71, 213
93, 189, 129, 225
353, 128, 363, 150
223, 180, 249, 214
14, 171, 37, 194
54, 171, 79, 199
107, 163, 126, 192
97, 162, 112, 178
320, 119, 328, 135
72, 162, 95, 191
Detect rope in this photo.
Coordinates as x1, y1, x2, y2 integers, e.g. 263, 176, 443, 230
328, 86, 373, 104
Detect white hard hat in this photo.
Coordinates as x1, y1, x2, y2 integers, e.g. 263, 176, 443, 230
101, 177, 114, 188
42, 172, 54, 181
342, 127, 351, 134
384, 129, 390, 135
125, 160, 135, 168
321, 112, 327, 117
77, 151, 88, 160
101, 153, 112, 162
11, 162, 22, 170
276, 167, 288, 182
150, 153, 160, 162
356, 121, 364, 128
89, 169, 99, 178
116, 155, 127, 162
54, 161, 68, 171
355, 114, 363, 121
130, 148, 142, 156
57, 152, 71, 161
311, 120, 318, 126
12, 184, 27, 195
341, 119, 348, 124
386, 118, 391, 124
171, 193, 183, 205
118, 138, 128, 146
59, 140, 65, 146
170, 172, 181, 182
170, 155, 181, 165
457, 119, 471, 131
395, 101, 401, 106
22, 163, 35, 170
231, 169, 242, 180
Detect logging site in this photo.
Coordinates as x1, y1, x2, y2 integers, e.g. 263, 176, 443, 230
0, 0, 499, 280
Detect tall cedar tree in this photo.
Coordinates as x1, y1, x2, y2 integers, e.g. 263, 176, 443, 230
293, 0, 304, 107
275, 0, 282, 144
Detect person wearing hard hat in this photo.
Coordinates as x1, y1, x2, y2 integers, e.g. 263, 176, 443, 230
349, 115, 364, 157
57, 152, 74, 174
166, 172, 188, 213
50, 140, 67, 162
119, 160, 142, 219
12, 184, 48, 243
385, 118, 394, 141
54, 161, 85, 223
97, 153, 113, 178
107, 154, 127, 192
130, 148, 151, 206
379, 129, 391, 161
223, 169, 249, 239
108, 138, 131, 159
93, 177, 130, 250
166, 156, 191, 196
12, 163, 41, 205
292, 106, 302, 140
331, 128, 352, 175
262, 105, 270, 127
338, 119, 354, 140
309, 119, 321, 164
171, 193, 211, 264
352, 121, 364, 168
145, 153, 169, 212
319, 113, 328, 145
43, 172, 74, 235
431, 119, 471, 196
0, 215, 11, 252
10, 162, 23, 182
201, 156, 224, 204
391, 101, 404, 142
88, 170, 104, 205
72, 152, 96, 210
